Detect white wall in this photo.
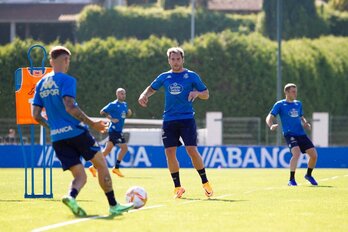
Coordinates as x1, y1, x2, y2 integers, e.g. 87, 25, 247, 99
312, 112, 329, 147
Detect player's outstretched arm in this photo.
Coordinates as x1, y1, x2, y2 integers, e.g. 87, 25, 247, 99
188, 89, 209, 102
100, 110, 119, 123
32, 105, 50, 129
138, 86, 156, 107
266, 114, 278, 131
301, 116, 311, 130
127, 109, 132, 117
64, 96, 108, 133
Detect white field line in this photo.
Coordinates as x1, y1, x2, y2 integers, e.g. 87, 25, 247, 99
31, 204, 164, 232
31, 174, 346, 231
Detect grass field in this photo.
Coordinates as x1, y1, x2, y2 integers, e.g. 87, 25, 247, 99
0, 168, 347, 232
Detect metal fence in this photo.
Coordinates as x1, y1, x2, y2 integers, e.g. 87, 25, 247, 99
0, 116, 347, 146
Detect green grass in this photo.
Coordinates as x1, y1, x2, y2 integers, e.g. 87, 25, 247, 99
0, 168, 347, 232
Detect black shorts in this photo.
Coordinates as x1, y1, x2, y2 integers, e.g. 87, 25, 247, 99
52, 131, 101, 171
162, 118, 197, 148
284, 135, 315, 154
108, 131, 126, 145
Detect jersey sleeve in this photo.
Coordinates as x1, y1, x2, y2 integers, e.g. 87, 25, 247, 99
298, 101, 304, 117
150, 74, 165, 90
192, 72, 207, 91
61, 76, 76, 98
32, 81, 43, 107
270, 101, 281, 116
101, 103, 112, 114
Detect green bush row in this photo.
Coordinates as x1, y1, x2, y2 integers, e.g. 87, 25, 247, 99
1, 31, 347, 122
77, 4, 348, 42
76, 5, 256, 42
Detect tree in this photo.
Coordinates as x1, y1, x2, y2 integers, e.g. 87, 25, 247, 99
261, 0, 328, 40
330, 0, 348, 11
162, 0, 189, 10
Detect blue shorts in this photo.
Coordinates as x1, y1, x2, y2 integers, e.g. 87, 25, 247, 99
108, 131, 126, 145
52, 131, 101, 171
284, 135, 314, 153
162, 118, 197, 148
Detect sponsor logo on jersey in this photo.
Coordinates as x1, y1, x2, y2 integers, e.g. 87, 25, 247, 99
51, 125, 73, 135
39, 76, 59, 98
168, 82, 183, 95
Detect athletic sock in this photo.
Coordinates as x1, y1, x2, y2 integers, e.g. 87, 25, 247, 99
106, 190, 117, 206
171, 172, 181, 187
307, 168, 313, 176
197, 168, 208, 184
115, 160, 121, 169
69, 188, 79, 199
290, 171, 295, 181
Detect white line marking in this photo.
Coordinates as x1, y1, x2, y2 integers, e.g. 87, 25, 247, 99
31, 204, 164, 232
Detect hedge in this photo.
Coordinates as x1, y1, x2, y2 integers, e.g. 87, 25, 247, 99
1, 32, 347, 122
76, 5, 256, 43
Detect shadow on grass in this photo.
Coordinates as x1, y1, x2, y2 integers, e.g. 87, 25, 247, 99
91, 214, 122, 220
306, 185, 334, 188
123, 176, 154, 179
0, 199, 27, 202
180, 197, 246, 203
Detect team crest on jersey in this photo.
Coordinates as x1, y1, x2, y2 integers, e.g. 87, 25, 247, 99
183, 73, 189, 79
288, 108, 299, 117
168, 82, 183, 95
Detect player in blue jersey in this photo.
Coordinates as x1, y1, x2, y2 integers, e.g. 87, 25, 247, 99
266, 83, 318, 186
138, 47, 213, 198
89, 88, 132, 178
32, 46, 133, 216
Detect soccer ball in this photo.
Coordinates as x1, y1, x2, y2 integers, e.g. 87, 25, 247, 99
125, 186, 147, 209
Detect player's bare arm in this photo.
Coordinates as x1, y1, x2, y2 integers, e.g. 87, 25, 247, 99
188, 89, 209, 102
301, 116, 311, 130
138, 86, 156, 107
100, 110, 119, 123
64, 96, 108, 133
127, 109, 132, 117
32, 105, 50, 129
266, 114, 278, 131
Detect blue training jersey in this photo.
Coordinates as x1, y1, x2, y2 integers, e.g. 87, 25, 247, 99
32, 72, 87, 142
150, 69, 207, 121
270, 99, 306, 136
101, 100, 128, 132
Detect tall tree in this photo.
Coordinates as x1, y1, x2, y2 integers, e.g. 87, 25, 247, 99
261, 0, 328, 40
330, 0, 348, 11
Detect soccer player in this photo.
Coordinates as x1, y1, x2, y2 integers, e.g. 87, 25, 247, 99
138, 47, 213, 198
266, 83, 318, 186
32, 46, 133, 216
89, 88, 132, 178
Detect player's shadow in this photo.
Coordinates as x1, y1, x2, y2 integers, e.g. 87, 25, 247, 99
74, 214, 125, 220
306, 185, 333, 188
124, 176, 153, 179
0, 199, 27, 202
180, 197, 245, 203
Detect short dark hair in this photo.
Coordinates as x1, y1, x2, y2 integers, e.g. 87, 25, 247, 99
49, 46, 71, 59
284, 83, 297, 92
